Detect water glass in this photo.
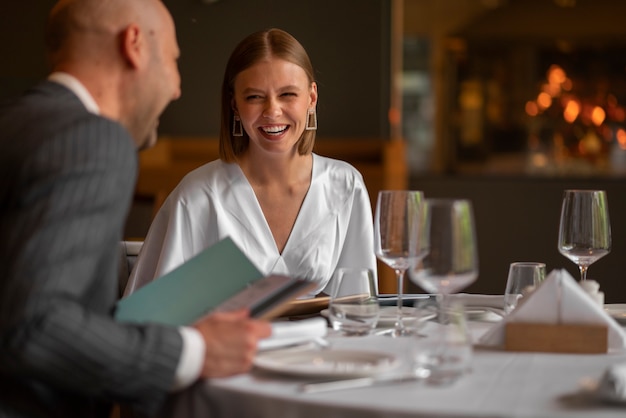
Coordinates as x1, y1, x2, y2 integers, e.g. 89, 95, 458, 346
504, 262, 546, 314
328, 268, 379, 336
410, 301, 472, 384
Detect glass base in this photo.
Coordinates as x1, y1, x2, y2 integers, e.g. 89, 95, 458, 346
375, 327, 425, 338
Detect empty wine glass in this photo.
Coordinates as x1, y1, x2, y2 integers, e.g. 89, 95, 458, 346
557, 190, 611, 282
374, 190, 426, 337
408, 199, 479, 320
503, 262, 546, 314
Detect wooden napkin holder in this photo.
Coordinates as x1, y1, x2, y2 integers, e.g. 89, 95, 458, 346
505, 322, 608, 354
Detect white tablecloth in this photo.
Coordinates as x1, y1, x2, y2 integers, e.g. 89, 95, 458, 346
158, 320, 626, 418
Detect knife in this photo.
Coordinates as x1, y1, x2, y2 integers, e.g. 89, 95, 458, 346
299, 374, 421, 394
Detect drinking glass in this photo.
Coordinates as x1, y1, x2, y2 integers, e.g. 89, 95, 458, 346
408, 199, 479, 319
503, 262, 546, 314
410, 301, 472, 385
328, 268, 379, 336
557, 190, 611, 282
374, 190, 426, 337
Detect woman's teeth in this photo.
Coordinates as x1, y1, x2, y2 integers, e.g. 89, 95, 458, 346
262, 125, 287, 135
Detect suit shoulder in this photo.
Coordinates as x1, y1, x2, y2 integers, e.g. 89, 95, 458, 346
0, 82, 135, 158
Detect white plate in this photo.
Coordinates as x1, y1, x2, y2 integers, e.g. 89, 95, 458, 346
254, 349, 398, 378
605, 304, 626, 324
465, 307, 504, 322
466, 308, 491, 320
321, 306, 434, 327
377, 306, 428, 325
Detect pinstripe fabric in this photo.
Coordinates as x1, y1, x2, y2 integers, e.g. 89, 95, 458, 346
0, 81, 183, 417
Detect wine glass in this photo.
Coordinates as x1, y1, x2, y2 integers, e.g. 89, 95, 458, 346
374, 190, 426, 337
503, 262, 546, 314
557, 189, 611, 282
408, 198, 479, 320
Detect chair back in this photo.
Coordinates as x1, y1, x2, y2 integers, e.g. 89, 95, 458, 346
118, 241, 143, 298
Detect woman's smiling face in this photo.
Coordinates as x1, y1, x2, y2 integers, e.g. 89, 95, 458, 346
232, 57, 317, 156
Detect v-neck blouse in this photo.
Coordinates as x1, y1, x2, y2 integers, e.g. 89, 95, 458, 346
125, 154, 376, 298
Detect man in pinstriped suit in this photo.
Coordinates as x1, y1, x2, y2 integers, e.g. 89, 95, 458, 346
0, 1, 271, 417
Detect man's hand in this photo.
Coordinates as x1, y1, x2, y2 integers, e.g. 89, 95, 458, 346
192, 309, 271, 378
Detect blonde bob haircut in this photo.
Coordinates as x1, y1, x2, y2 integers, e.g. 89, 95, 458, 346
219, 28, 317, 162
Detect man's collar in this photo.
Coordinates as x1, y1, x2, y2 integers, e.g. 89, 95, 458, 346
48, 72, 100, 115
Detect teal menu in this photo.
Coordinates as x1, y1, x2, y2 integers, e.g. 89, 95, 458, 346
115, 237, 262, 326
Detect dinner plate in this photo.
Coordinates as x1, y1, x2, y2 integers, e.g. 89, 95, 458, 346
376, 306, 436, 326
466, 308, 493, 320
253, 349, 399, 378
320, 306, 435, 327
465, 307, 504, 321
604, 304, 626, 324
465, 308, 487, 319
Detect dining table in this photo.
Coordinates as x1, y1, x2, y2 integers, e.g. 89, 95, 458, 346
156, 301, 626, 418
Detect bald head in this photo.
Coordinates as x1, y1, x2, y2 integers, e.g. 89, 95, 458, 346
45, 0, 162, 69
44, 0, 181, 150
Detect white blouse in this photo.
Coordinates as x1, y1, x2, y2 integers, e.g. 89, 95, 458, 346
125, 154, 377, 298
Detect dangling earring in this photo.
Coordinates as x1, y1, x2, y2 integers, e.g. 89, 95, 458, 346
232, 115, 243, 137
305, 108, 317, 131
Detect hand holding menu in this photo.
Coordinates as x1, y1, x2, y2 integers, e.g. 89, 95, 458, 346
115, 237, 315, 326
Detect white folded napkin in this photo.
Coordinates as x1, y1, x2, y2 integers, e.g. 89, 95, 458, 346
595, 362, 626, 404
258, 317, 328, 351
479, 269, 626, 350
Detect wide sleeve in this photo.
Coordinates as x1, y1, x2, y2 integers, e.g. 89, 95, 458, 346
0, 118, 182, 415
124, 176, 213, 295
323, 174, 378, 294
125, 197, 188, 295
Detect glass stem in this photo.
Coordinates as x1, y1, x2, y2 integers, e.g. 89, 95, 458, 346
579, 265, 588, 281
436, 293, 446, 325
395, 268, 405, 332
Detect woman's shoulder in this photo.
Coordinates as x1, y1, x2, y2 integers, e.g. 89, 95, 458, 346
313, 154, 365, 183
185, 158, 244, 183
171, 159, 236, 198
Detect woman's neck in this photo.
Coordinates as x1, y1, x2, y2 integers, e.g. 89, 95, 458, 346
238, 149, 313, 187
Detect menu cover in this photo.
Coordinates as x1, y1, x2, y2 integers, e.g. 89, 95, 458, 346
114, 237, 314, 326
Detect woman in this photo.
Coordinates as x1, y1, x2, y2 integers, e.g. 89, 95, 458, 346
125, 28, 376, 298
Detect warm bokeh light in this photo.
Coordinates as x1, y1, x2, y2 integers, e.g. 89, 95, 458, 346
527, 61, 624, 169
542, 81, 561, 97
591, 106, 606, 126
537, 92, 552, 109
525, 101, 539, 116
548, 65, 566, 84
547, 83, 561, 97
562, 78, 573, 91
388, 107, 401, 125
563, 99, 580, 123
579, 130, 602, 155
531, 153, 548, 168
617, 128, 626, 150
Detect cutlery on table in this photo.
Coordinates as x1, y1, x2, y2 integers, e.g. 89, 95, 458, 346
299, 374, 421, 394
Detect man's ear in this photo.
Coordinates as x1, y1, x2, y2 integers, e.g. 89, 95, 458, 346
120, 24, 143, 69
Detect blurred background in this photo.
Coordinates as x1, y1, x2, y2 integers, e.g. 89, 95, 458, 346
3, 0, 626, 298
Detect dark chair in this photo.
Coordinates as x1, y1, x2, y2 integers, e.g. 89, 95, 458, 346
117, 241, 143, 299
